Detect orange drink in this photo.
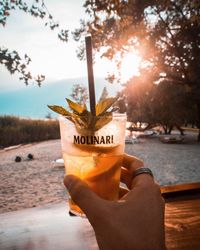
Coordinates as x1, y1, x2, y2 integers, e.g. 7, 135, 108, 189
59, 113, 127, 216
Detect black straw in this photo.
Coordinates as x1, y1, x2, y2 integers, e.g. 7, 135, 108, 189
85, 36, 96, 116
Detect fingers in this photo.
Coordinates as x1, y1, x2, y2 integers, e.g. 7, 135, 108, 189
121, 154, 154, 189
120, 167, 132, 189
64, 175, 103, 219
122, 153, 144, 173
119, 185, 129, 199
122, 154, 144, 188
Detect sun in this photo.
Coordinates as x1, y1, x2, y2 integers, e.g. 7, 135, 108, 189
94, 51, 141, 84
120, 52, 141, 83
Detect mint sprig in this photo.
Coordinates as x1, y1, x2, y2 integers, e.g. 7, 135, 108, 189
48, 97, 118, 132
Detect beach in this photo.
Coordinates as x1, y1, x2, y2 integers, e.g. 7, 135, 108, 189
0, 133, 199, 214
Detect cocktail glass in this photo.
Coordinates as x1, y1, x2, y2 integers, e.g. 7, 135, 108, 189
59, 113, 127, 216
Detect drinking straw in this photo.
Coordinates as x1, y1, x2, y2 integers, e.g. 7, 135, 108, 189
85, 36, 96, 116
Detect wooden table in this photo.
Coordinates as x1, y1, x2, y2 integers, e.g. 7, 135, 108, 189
0, 183, 200, 250
163, 182, 200, 250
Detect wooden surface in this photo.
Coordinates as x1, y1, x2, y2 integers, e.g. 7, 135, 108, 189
163, 182, 200, 250
161, 182, 200, 196
0, 189, 200, 250
165, 193, 200, 249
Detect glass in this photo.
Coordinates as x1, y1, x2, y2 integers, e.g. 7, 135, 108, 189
59, 113, 127, 216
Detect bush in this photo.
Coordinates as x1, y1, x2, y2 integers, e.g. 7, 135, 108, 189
0, 116, 60, 147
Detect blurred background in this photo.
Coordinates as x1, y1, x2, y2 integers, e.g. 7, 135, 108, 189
0, 0, 200, 213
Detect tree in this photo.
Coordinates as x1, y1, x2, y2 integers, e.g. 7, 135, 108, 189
0, 0, 68, 85
150, 80, 191, 135
123, 76, 154, 124
70, 83, 88, 105
121, 75, 194, 134
74, 0, 200, 140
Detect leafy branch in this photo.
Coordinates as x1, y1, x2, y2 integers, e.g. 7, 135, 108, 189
0, 0, 69, 85
0, 47, 45, 85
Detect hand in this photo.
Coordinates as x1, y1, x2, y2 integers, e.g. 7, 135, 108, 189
64, 154, 165, 250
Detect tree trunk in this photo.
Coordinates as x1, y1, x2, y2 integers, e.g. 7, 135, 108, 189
168, 125, 173, 134
162, 124, 172, 134
162, 125, 167, 134
175, 125, 185, 136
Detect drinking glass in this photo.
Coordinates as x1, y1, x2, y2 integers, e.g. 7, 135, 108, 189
59, 113, 127, 216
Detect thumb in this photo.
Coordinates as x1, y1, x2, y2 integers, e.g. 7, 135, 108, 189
64, 175, 103, 218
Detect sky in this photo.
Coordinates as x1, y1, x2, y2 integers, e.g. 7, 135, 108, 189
0, 0, 110, 92
0, 0, 141, 93
0, 0, 125, 118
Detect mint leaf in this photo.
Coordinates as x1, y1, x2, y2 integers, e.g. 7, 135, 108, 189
47, 105, 71, 116
48, 96, 118, 133
95, 112, 112, 130
66, 98, 86, 114
96, 97, 118, 116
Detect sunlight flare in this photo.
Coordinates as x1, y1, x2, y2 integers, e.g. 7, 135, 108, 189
120, 52, 141, 83
94, 51, 141, 84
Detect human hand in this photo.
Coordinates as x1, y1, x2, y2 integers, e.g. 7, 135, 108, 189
64, 154, 165, 250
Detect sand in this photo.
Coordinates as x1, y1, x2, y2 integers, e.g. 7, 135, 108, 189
0, 133, 200, 213
0, 140, 65, 213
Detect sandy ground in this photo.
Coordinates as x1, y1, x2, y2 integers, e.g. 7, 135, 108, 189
0, 140, 65, 213
0, 133, 200, 213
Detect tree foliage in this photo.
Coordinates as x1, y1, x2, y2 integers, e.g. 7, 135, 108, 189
74, 0, 200, 83
74, 0, 200, 139
121, 76, 195, 134
70, 83, 88, 105
0, 0, 68, 85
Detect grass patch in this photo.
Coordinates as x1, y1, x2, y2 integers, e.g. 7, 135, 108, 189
0, 116, 60, 148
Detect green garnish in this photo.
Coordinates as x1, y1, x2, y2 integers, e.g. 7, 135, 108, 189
48, 97, 118, 133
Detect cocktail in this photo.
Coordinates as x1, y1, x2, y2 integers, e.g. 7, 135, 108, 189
59, 113, 126, 215
48, 36, 127, 216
